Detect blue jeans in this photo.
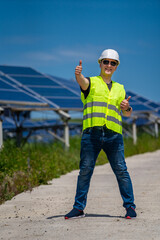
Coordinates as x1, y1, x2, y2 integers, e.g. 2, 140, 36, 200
73, 126, 136, 210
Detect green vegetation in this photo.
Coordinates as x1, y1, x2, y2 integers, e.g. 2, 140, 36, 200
0, 133, 160, 204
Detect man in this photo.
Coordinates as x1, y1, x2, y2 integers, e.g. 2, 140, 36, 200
65, 49, 136, 220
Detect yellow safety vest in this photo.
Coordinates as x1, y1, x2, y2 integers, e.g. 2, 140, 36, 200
81, 76, 126, 134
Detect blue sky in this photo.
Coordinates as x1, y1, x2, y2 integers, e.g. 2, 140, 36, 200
0, 0, 160, 103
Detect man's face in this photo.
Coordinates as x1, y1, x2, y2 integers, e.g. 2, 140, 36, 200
100, 58, 118, 76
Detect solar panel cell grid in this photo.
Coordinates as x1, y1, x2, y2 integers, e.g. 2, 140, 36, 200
131, 104, 152, 111
147, 102, 160, 109
136, 97, 148, 103
29, 87, 78, 97
0, 91, 40, 102
0, 79, 16, 89
13, 76, 60, 86
47, 98, 83, 108
0, 66, 41, 76
0, 76, 18, 86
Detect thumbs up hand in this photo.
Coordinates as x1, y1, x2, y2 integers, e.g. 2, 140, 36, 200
75, 60, 82, 76
74, 60, 89, 90
120, 96, 131, 111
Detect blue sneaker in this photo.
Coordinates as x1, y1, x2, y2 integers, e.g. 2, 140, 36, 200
125, 207, 137, 219
65, 208, 85, 219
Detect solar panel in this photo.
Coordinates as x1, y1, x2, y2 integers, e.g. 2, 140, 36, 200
126, 90, 159, 113
0, 79, 16, 89
47, 98, 83, 109
136, 96, 148, 103
147, 102, 160, 109
0, 65, 42, 76
12, 76, 60, 86
29, 87, 77, 97
49, 75, 81, 95
1, 90, 39, 102
0, 65, 81, 110
0, 77, 47, 105
131, 104, 153, 112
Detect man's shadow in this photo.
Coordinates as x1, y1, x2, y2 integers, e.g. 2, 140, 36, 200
47, 213, 124, 219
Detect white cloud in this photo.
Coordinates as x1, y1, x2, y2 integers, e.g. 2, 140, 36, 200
58, 48, 97, 60
26, 51, 58, 61
25, 46, 99, 63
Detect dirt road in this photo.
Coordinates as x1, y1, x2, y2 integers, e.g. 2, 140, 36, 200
0, 150, 160, 240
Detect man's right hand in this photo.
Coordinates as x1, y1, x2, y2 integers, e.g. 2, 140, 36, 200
75, 60, 82, 76
75, 60, 89, 90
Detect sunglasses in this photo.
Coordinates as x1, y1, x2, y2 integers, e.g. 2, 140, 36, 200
102, 60, 117, 66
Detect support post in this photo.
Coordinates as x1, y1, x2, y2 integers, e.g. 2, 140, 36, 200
132, 119, 137, 145
0, 107, 4, 149
155, 121, 159, 138
64, 121, 70, 150
0, 119, 3, 149
16, 127, 23, 147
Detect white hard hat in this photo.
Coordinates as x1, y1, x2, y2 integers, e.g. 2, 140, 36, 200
98, 49, 120, 65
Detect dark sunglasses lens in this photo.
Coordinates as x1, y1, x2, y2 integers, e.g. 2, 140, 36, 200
111, 61, 117, 66
102, 60, 109, 65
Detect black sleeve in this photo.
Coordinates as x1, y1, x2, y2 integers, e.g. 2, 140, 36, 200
80, 77, 91, 99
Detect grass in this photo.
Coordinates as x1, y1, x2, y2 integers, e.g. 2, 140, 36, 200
0, 132, 160, 204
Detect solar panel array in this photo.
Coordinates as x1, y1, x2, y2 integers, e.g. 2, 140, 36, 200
126, 91, 160, 113
0, 65, 82, 110
124, 91, 160, 125
0, 65, 160, 122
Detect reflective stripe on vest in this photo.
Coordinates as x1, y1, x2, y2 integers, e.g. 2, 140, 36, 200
83, 102, 107, 110
107, 116, 122, 126
83, 112, 122, 126
83, 112, 106, 120
84, 101, 121, 116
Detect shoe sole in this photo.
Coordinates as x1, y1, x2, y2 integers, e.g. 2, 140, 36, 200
126, 216, 136, 219
65, 214, 85, 220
